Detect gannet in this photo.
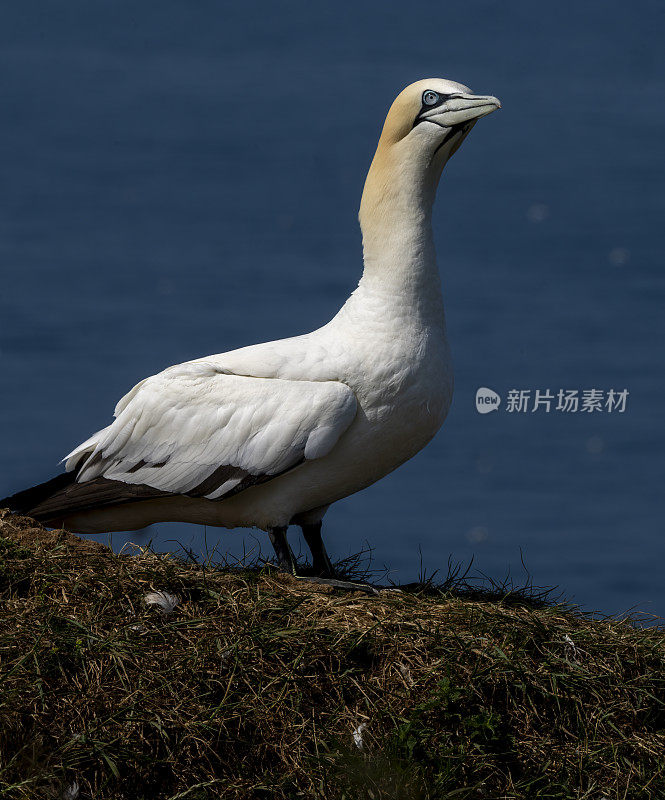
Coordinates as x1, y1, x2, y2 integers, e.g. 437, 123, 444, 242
3, 79, 500, 576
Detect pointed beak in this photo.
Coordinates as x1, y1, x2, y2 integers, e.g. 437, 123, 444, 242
420, 93, 501, 127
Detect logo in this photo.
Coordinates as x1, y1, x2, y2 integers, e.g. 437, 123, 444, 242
475, 387, 501, 414
475, 387, 629, 414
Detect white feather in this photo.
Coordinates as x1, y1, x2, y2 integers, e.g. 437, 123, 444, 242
66, 369, 357, 500
144, 591, 179, 614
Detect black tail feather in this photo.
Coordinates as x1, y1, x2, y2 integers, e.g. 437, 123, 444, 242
1, 473, 77, 518
2, 472, 173, 525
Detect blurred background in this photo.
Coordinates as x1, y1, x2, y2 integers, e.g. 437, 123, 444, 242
1, 0, 663, 617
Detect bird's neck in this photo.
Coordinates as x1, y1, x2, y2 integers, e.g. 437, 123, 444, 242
357, 140, 443, 316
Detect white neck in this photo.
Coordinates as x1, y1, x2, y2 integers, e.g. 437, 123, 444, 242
355, 136, 446, 322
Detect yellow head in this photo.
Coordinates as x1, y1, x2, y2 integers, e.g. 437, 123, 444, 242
378, 78, 500, 148
360, 78, 500, 230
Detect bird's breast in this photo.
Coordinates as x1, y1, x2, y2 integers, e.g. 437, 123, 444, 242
345, 323, 453, 446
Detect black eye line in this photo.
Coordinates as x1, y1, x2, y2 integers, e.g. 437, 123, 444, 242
413, 92, 455, 128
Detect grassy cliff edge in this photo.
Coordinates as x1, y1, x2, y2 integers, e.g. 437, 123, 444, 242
1, 510, 664, 799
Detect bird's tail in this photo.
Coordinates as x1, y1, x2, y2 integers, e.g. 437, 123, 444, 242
2, 471, 172, 528
1, 473, 78, 522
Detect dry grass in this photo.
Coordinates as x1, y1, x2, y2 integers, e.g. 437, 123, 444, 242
1, 510, 664, 799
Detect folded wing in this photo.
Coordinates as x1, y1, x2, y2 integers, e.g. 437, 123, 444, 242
65, 360, 357, 502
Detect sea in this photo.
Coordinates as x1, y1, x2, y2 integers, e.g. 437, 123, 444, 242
1, 0, 663, 618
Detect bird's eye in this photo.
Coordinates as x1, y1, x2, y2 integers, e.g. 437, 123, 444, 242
423, 90, 440, 106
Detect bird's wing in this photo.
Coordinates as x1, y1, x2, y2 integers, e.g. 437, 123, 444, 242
64, 360, 357, 501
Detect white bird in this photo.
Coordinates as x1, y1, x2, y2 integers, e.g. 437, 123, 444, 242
3, 79, 500, 576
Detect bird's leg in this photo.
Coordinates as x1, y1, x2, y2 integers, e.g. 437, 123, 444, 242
301, 522, 334, 577
271, 522, 379, 594
268, 526, 298, 575
298, 522, 383, 593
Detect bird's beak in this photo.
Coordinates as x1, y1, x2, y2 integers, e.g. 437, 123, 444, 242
419, 93, 501, 127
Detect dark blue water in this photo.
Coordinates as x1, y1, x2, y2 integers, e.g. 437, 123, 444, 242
1, 1, 664, 617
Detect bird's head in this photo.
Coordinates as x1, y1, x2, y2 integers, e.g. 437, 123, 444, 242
379, 77, 501, 164
359, 78, 500, 245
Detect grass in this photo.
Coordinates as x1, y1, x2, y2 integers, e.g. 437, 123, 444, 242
1, 510, 665, 799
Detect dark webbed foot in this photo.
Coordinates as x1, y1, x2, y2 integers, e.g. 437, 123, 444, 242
297, 521, 382, 592
295, 575, 380, 594
270, 522, 383, 593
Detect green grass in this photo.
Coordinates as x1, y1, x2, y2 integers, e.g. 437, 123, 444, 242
1, 510, 664, 799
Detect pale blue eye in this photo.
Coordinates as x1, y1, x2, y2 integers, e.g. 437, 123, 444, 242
423, 90, 440, 106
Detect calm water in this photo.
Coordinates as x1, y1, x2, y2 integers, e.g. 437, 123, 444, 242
1, 1, 663, 617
